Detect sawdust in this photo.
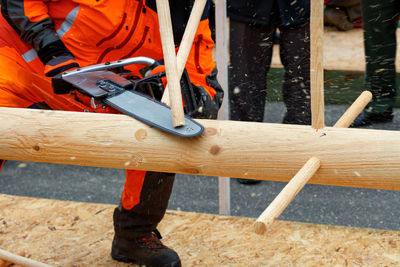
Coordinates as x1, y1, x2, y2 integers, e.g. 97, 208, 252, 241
0, 194, 399, 266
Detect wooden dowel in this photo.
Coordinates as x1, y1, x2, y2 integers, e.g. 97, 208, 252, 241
156, 0, 185, 127
310, 0, 325, 129
333, 91, 373, 128
254, 157, 321, 235
161, 0, 207, 105
0, 248, 53, 267
253, 91, 372, 234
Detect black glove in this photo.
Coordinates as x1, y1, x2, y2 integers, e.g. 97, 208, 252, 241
190, 68, 224, 119
44, 53, 80, 77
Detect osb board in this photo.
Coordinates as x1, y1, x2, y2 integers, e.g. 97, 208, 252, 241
0, 194, 399, 266
272, 27, 400, 72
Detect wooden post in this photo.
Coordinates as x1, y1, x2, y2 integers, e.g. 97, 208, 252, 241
156, 0, 185, 127
0, 248, 53, 267
310, 0, 325, 129
1, 108, 400, 190
254, 157, 321, 235
214, 0, 231, 216
161, 0, 207, 106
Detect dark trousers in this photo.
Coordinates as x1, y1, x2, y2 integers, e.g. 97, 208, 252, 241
361, 0, 400, 115
113, 171, 175, 239
228, 18, 311, 125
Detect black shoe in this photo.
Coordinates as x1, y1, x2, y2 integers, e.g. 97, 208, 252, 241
273, 31, 280, 44
351, 111, 394, 127
237, 178, 262, 185
111, 229, 181, 267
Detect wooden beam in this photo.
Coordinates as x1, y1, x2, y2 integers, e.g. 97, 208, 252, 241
1, 107, 400, 190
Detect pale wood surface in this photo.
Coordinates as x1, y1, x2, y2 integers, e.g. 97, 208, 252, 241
254, 157, 321, 235
1, 108, 400, 190
161, 0, 207, 105
310, 0, 325, 129
0, 248, 53, 267
334, 91, 373, 128
156, 0, 185, 126
214, 0, 231, 216
253, 89, 372, 233
0, 194, 399, 266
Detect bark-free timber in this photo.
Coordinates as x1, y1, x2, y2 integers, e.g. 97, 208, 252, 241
1, 107, 400, 190
156, 0, 185, 127
254, 157, 321, 234
0, 248, 53, 267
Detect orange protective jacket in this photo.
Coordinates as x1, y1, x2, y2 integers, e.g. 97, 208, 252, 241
1, 0, 222, 107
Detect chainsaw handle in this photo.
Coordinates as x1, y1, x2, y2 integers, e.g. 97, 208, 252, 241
60, 57, 158, 78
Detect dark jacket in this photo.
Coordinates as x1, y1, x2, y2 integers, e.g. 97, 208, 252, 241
227, 0, 310, 27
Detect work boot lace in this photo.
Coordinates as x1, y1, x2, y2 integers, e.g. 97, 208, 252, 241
138, 229, 163, 249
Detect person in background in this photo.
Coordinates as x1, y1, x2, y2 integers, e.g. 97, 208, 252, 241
0, 0, 223, 266
324, 0, 362, 31
352, 0, 398, 127
227, 0, 311, 184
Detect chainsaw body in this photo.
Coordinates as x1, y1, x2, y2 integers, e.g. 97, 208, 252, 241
52, 57, 204, 137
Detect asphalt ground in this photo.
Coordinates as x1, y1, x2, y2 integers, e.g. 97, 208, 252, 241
0, 103, 399, 231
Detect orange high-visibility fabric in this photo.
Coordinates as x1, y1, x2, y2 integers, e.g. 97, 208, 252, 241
23, 1, 49, 22
121, 170, 147, 210
9, 0, 216, 96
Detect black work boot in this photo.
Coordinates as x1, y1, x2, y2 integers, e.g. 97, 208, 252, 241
112, 171, 179, 266
111, 229, 181, 267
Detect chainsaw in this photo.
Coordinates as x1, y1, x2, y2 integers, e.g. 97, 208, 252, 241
52, 57, 204, 138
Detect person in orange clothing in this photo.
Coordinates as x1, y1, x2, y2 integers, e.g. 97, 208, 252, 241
0, 1, 223, 266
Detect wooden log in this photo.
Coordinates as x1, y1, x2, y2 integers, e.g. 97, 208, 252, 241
156, 0, 185, 127
310, 0, 325, 129
1, 107, 400, 190
0, 248, 52, 267
254, 157, 321, 235
161, 0, 207, 106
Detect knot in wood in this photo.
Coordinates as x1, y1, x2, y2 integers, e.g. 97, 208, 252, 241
203, 127, 218, 136
209, 145, 221, 155
135, 129, 147, 141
